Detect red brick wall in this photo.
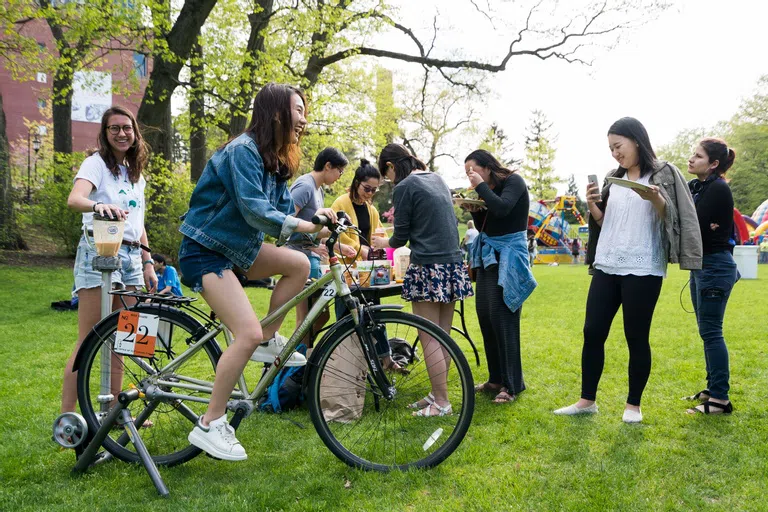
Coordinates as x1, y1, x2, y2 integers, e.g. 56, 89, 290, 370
0, 19, 150, 155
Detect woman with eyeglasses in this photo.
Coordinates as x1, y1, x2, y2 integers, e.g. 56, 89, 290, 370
62, 106, 157, 415
331, 159, 384, 262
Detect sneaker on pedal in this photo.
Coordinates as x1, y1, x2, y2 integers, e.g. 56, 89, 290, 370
249, 333, 307, 366
188, 414, 247, 461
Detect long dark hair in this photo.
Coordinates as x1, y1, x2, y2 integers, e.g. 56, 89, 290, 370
97, 106, 148, 184
377, 143, 426, 184
699, 138, 736, 175
245, 83, 307, 181
464, 149, 514, 188
607, 117, 657, 177
349, 159, 381, 204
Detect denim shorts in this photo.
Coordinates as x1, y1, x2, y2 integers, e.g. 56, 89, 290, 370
178, 237, 234, 293
73, 236, 145, 293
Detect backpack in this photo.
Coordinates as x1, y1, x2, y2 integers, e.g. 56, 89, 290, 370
259, 344, 307, 414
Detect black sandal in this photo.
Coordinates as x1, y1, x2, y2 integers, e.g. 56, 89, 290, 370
682, 389, 711, 402
688, 400, 733, 415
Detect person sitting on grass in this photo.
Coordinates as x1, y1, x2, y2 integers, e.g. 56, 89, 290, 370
152, 253, 183, 296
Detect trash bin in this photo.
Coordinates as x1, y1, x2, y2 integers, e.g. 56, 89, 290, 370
733, 245, 759, 279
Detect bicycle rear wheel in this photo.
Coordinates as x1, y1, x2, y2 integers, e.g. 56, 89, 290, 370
306, 309, 474, 471
76, 304, 221, 466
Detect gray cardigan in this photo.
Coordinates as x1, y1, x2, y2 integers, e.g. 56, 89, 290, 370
585, 161, 703, 272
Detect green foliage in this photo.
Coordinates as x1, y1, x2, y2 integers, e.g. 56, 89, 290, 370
145, 159, 195, 262
660, 76, 768, 216
479, 123, 519, 167
22, 163, 83, 256
656, 127, 708, 172
728, 121, 768, 215
521, 110, 559, 200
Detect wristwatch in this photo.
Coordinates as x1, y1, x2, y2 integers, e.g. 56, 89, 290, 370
92, 201, 103, 212
142, 259, 154, 267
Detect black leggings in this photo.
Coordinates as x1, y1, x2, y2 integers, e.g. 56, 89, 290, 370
581, 270, 663, 406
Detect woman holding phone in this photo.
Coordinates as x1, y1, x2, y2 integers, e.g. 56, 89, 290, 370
554, 117, 701, 423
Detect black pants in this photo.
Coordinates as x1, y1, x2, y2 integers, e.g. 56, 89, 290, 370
476, 265, 525, 395
581, 270, 663, 406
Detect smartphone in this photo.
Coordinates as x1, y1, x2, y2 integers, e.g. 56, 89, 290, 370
587, 174, 600, 203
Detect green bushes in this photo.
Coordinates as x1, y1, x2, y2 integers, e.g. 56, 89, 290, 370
23, 158, 83, 256
144, 159, 194, 262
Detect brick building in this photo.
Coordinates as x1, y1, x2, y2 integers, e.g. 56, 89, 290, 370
1, 17, 150, 164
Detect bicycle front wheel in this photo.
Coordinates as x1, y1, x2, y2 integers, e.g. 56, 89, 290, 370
75, 304, 221, 466
306, 309, 474, 471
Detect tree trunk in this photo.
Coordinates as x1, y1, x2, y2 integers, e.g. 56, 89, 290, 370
137, 0, 218, 157
50, 50, 77, 182
0, 93, 28, 250
189, 40, 206, 181
227, 0, 274, 136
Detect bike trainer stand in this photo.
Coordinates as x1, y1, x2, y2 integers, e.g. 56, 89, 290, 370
53, 256, 169, 497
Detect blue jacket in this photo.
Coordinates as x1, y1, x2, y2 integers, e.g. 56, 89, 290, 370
470, 230, 537, 313
179, 133, 299, 270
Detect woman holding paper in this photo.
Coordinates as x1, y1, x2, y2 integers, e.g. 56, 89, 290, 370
554, 117, 701, 423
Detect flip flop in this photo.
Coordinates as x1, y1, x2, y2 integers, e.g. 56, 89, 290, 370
687, 400, 733, 415
474, 382, 503, 394
682, 389, 711, 402
492, 388, 516, 404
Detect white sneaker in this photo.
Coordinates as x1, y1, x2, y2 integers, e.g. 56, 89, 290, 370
188, 414, 247, 461
249, 333, 307, 366
622, 408, 643, 423
553, 403, 599, 416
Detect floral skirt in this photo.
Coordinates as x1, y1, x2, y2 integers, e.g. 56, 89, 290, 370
401, 262, 474, 303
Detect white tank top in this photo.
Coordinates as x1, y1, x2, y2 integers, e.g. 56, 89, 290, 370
594, 174, 667, 277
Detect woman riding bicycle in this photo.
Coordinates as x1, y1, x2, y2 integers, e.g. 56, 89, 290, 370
179, 83, 336, 461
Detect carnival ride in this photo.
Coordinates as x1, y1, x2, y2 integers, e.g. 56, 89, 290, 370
528, 195, 587, 264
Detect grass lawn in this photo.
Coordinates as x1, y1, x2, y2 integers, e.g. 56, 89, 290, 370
1, 260, 766, 511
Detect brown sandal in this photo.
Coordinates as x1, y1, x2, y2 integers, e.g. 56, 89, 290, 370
474, 382, 503, 394
382, 357, 410, 375
492, 388, 516, 404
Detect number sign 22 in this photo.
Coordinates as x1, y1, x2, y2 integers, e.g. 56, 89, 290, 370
115, 311, 159, 358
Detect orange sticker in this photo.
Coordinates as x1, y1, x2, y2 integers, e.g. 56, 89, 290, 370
115, 310, 159, 358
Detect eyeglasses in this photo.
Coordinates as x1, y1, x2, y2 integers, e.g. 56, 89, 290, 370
361, 184, 379, 194
107, 125, 134, 135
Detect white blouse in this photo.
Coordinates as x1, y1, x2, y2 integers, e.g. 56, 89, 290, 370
593, 174, 667, 277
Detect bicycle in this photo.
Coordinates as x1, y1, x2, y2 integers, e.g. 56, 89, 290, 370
73, 213, 475, 472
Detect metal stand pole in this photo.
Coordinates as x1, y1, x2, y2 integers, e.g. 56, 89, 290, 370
73, 389, 169, 497
93, 256, 120, 413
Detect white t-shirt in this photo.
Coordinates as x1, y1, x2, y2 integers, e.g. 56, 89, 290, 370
594, 174, 667, 277
465, 228, 479, 246
74, 153, 146, 242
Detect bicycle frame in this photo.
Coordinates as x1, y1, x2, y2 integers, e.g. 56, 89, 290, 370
140, 256, 356, 407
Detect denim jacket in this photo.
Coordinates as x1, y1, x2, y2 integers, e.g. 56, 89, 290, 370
470, 230, 537, 313
179, 133, 299, 270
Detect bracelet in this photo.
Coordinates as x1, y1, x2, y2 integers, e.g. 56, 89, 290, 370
92, 201, 103, 212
